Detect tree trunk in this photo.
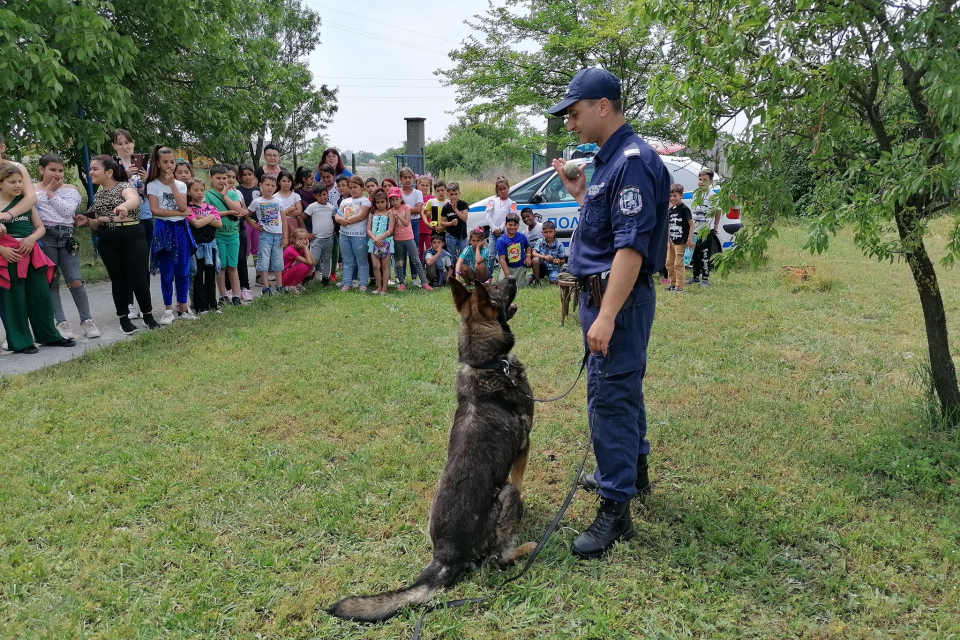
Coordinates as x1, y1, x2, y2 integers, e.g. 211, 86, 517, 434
250, 134, 265, 168
894, 204, 960, 425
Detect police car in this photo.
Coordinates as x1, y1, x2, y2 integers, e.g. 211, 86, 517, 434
467, 157, 743, 249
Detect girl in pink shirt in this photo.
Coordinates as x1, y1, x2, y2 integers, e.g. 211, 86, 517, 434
388, 187, 431, 291
282, 228, 315, 290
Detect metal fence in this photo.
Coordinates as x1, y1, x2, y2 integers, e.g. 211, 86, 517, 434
395, 151, 425, 177
531, 153, 547, 175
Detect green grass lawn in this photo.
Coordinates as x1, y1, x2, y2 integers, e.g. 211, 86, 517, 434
2, 220, 960, 639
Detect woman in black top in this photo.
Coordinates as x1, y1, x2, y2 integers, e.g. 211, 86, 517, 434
76, 155, 159, 333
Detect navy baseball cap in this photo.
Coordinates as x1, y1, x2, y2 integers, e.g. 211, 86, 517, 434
547, 68, 622, 117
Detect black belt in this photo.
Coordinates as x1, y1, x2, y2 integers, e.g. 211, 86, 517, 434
576, 272, 653, 289
576, 271, 653, 311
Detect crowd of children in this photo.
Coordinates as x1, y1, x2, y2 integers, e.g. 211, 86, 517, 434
0, 133, 573, 353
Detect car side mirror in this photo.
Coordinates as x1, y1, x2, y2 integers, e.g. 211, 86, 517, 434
530, 193, 545, 204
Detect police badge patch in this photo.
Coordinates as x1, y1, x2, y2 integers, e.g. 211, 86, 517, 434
618, 187, 642, 216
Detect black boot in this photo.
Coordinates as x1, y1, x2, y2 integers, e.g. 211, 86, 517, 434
571, 497, 634, 560
580, 455, 651, 498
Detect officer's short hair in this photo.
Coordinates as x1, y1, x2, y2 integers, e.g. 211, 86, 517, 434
505, 212, 521, 224
542, 220, 556, 231
584, 98, 624, 115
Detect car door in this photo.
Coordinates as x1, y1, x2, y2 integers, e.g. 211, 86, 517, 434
533, 164, 595, 242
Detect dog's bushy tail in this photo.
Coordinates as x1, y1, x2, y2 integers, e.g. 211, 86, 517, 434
327, 560, 465, 623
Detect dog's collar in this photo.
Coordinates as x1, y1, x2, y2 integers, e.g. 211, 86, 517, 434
468, 358, 515, 383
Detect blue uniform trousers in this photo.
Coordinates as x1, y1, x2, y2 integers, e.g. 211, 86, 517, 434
579, 279, 655, 503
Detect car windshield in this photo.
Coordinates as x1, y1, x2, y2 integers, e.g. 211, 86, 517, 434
539, 164, 595, 203
508, 176, 544, 204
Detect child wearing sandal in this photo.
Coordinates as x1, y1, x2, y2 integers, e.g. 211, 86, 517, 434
366, 189, 395, 294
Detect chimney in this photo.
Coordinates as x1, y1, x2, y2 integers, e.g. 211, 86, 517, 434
405, 117, 426, 157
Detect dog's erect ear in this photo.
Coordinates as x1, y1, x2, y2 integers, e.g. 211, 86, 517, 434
460, 265, 476, 285
497, 276, 518, 306
450, 277, 472, 315
473, 281, 500, 320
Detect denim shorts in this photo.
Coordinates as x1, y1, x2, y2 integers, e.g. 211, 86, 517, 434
258, 231, 284, 273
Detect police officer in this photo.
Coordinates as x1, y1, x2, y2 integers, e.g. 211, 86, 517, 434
548, 68, 670, 559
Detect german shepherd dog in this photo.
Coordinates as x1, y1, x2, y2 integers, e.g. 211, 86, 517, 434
327, 275, 536, 623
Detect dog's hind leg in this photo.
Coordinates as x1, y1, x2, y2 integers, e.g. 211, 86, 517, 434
508, 446, 529, 499
487, 484, 534, 567
510, 541, 537, 562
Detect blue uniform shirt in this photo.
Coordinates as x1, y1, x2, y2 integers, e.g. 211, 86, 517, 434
568, 123, 671, 277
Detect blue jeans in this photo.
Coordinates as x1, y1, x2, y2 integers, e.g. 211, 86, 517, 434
340, 233, 369, 287
445, 234, 465, 259
257, 232, 283, 273
411, 220, 421, 264
41, 225, 92, 322
579, 277, 656, 503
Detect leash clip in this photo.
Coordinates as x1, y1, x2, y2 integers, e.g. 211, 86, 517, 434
501, 359, 515, 385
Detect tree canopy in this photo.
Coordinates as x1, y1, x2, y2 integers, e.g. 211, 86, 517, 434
424, 116, 541, 177
442, 0, 684, 146
0, 0, 336, 168
633, 0, 960, 423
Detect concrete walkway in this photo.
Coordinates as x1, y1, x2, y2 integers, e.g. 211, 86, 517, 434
0, 264, 256, 378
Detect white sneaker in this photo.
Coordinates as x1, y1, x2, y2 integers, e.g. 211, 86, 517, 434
224, 290, 234, 298
81, 319, 101, 338
128, 304, 141, 319
56, 320, 75, 340
159, 310, 176, 326
2, 340, 7, 351
178, 310, 197, 320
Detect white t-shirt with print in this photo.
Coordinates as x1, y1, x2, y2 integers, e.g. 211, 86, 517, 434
248, 195, 285, 234
485, 196, 517, 231
338, 196, 371, 236
146, 179, 188, 222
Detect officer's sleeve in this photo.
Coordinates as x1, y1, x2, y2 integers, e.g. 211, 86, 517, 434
608, 156, 659, 259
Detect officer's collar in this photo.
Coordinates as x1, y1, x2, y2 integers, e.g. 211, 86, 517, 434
595, 123, 635, 166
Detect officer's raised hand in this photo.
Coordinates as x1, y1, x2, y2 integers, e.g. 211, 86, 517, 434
551, 158, 586, 206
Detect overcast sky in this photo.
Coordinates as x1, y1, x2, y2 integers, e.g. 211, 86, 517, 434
305, 0, 503, 154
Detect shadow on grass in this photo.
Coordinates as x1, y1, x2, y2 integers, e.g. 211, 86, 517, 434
818, 412, 960, 504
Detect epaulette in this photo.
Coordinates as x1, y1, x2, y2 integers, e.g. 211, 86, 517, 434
623, 142, 641, 158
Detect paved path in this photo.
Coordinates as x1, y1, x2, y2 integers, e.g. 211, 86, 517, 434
0, 264, 256, 378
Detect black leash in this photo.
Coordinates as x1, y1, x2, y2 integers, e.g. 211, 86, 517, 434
411, 441, 591, 640
471, 352, 588, 404
411, 350, 591, 639
527, 352, 588, 403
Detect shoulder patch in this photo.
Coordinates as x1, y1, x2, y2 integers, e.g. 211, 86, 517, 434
618, 187, 642, 216
623, 143, 641, 157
